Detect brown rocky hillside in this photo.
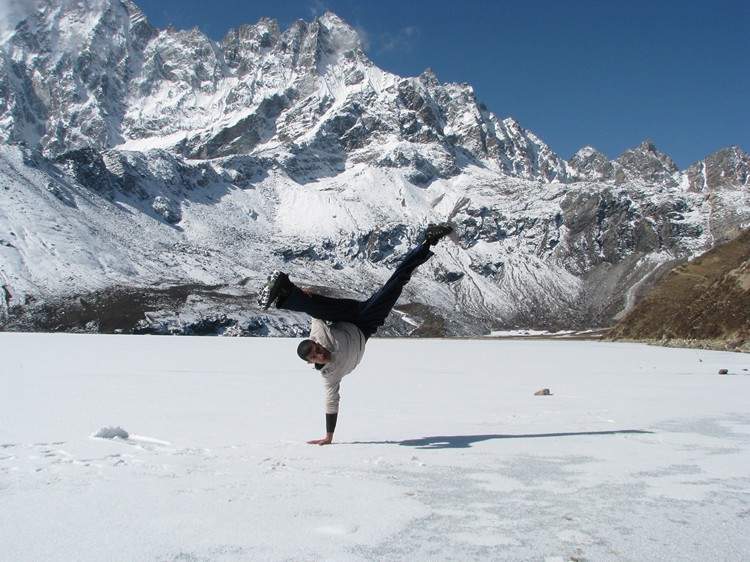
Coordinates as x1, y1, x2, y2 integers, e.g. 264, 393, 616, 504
607, 229, 750, 352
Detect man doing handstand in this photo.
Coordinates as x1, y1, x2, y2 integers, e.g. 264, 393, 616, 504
257, 223, 453, 445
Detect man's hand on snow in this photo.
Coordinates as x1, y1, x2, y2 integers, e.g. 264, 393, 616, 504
307, 434, 333, 445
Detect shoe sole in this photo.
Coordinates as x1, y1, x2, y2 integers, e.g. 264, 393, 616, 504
257, 271, 284, 310
426, 224, 453, 245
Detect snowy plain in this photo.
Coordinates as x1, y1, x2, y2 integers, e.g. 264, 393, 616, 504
1, 333, 749, 562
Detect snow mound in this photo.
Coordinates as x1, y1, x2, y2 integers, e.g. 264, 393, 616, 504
91, 426, 130, 440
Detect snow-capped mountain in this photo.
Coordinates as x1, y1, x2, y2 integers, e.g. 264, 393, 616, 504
1, 0, 749, 336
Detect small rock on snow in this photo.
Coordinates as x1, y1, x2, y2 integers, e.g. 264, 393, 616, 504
92, 426, 130, 439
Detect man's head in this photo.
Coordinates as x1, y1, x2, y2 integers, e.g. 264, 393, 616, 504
296, 339, 331, 365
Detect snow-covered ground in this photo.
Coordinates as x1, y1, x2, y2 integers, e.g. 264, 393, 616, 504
1, 333, 748, 561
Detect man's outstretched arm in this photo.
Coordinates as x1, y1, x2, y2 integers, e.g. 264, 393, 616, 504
308, 413, 338, 445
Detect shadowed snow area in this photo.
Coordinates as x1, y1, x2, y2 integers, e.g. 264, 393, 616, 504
1, 333, 749, 561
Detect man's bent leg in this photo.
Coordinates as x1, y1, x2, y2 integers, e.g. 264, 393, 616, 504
278, 286, 362, 323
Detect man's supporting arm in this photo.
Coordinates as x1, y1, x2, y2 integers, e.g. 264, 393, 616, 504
307, 413, 337, 445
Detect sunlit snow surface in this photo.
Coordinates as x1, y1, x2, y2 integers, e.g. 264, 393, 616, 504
1, 333, 749, 561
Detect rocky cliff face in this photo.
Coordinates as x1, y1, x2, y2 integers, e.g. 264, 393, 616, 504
1, 0, 749, 336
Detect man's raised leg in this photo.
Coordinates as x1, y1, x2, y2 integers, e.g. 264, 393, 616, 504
354, 243, 434, 338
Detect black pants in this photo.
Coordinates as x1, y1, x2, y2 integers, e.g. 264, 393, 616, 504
278, 243, 434, 339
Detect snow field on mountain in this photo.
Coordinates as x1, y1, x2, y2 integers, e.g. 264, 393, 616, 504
6, 130, 746, 336
2, 332, 748, 561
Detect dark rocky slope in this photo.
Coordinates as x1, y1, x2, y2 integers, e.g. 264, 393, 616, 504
607, 229, 750, 351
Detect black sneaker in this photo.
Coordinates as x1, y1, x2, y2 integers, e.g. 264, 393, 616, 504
257, 271, 291, 310
424, 222, 453, 245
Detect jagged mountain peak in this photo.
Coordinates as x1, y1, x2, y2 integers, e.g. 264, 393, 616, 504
613, 139, 679, 186
418, 68, 441, 87
684, 145, 750, 192
620, 140, 677, 168
573, 145, 602, 158
275, 11, 369, 70
568, 146, 615, 182
566, 139, 683, 186
317, 11, 361, 38
222, 18, 281, 48
635, 139, 658, 153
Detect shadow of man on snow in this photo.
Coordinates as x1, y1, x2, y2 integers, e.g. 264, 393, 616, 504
350, 429, 654, 449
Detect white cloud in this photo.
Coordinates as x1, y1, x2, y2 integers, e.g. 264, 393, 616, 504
354, 24, 370, 52
375, 25, 421, 55
308, 0, 329, 18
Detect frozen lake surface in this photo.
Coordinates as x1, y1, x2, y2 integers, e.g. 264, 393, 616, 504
1, 333, 749, 561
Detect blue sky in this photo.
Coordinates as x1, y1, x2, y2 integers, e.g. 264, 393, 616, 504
135, 1, 748, 168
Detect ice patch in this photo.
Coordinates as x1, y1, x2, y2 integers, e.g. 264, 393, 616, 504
315, 524, 359, 535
